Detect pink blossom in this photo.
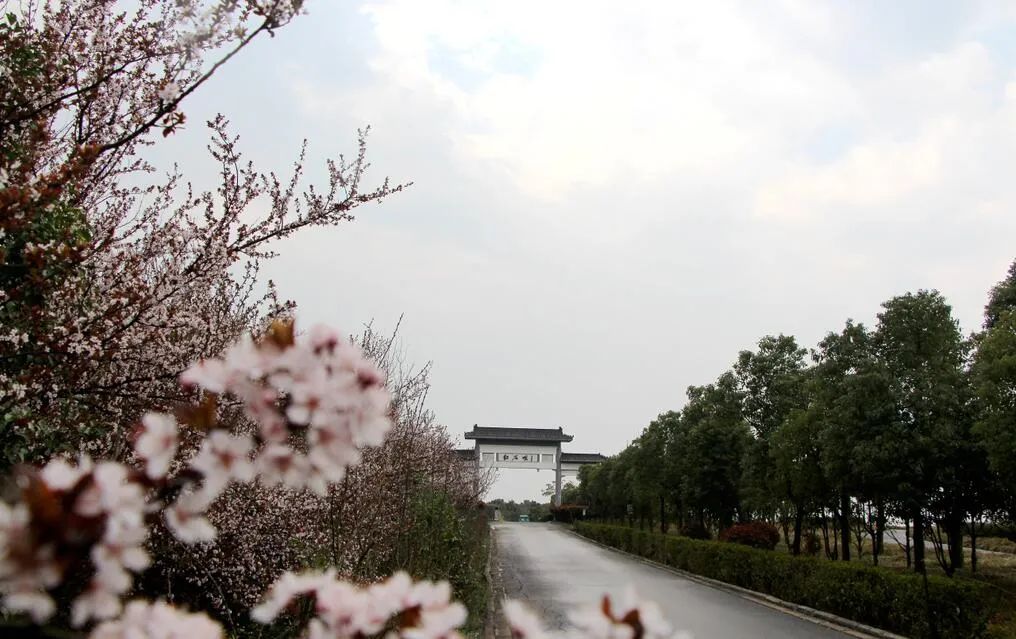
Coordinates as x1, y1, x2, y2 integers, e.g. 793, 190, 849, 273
182, 325, 392, 496
256, 444, 310, 489
165, 490, 216, 544
568, 588, 676, 639
93, 517, 150, 575
180, 358, 230, 393
253, 570, 467, 639
285, 367, 331, 424
504, 600, 552, 639
72, 579, 124, 626
250, 569, 335, 623
41, 456, 92, 491
135, 412, 178, 479
74, 462, 146, 521
157, 81, 181, 102
0, 503, 63, 621
89, 599, 223, 639
3, 590, 56, 623
307, 324, 341, 352
189, 430, 255, 491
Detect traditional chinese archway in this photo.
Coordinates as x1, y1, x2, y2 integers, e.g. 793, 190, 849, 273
456, 426, 606, 505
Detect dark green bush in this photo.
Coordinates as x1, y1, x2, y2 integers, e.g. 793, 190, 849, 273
575, 522, 995, 639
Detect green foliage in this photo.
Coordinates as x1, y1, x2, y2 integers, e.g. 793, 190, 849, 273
733, 334, 807, 515
486, 499, 549, 523
576, 523, 996, 639
734, 334, 807, 440
769, 403, 826, 513
810, 321, 898, 498
560, 482, 583, 505
395, 490, 489, 634
985, 261, 1016, 330
972, 310, 1016, 510
0, 406, 105, 469
677, 374, 749, 528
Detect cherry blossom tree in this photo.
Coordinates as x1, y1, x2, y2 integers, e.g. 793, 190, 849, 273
135, 323, 490, 632
0, 322, 677, 639
1, 0, 405, 468
1, 3, 680, 638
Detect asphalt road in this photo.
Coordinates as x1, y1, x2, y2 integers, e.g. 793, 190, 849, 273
493, 522, 850, 638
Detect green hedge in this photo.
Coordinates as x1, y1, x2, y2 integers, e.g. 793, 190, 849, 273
575, 522, 995, 639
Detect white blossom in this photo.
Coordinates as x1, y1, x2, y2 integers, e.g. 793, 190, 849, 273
3, 590, 56, 623
41, 456, 93, 491
72, 580, 123, 626
165, 490, 217, 544
135, 412, 178, 479
189, 430, 255, 491
157, 81, 181, 102
253, 570, 467, 639
89, 599, 223, 639
504, 600, 552, 639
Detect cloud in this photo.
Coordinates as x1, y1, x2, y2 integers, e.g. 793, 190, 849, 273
355, 0, 857, 200
159, 1, 1016, 499
755, 41, 1016, 223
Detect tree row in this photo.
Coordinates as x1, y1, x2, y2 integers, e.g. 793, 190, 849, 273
578, 260, 1016, 577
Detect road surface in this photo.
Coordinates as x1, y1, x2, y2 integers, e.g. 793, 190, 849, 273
493, 522, 850, 638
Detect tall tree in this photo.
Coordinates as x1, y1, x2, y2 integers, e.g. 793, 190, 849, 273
678, 373, 749, 530
735, 335, 809, 440
770, 399, 828, 555
631, 416, 670, 532
811, 321, 897, 563
735, 335, 808, 530
875, 290, 966, 574
984, 259, 1016, 330
972, 309, 1016, 514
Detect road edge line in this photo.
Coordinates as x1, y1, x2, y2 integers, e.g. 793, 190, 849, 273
559, 526, 907, 639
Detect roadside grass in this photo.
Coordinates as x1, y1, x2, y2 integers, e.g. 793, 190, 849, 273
967, 537, 1016, 555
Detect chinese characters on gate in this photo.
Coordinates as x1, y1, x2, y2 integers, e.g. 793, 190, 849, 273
502, 453, 531, 462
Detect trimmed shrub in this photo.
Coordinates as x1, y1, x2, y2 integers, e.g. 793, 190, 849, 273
575, 522, 995, 639
718, 522, 780, 550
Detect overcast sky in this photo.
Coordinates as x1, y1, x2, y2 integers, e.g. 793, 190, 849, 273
158, 1, 1016, 500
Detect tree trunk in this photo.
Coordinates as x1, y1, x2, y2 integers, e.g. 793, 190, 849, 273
791, 506, 804, 556
779, 513, 791, 550
831, 511, 839, 560
913, 507, 926, 575
874, 498, 885, 566
839, 491, 851, 562
659, 494, 667, 534
820, 510, 835, 560
947, 515, 964, 572
970, 517, 978, 574
903, 515, 912, 568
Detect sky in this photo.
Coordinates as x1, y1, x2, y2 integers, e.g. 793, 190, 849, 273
156, 0, 1016, 500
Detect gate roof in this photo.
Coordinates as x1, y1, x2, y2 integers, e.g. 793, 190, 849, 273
464, 426, 574, 443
